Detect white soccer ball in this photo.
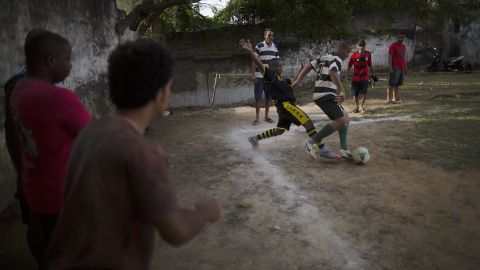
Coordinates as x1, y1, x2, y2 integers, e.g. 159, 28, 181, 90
353, 147, 370, 164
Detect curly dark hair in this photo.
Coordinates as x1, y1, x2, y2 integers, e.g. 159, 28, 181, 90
108, 39, 174, 109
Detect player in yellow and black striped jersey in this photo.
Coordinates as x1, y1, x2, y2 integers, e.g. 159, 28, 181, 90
239, 38, 324, 154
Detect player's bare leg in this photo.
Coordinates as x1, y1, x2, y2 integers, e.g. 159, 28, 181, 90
386, 86, 394, 103
392, 86, 400, 102
253, 101, 260, 124
354, 96, 360, 113
360, 94, 367, 112
264, 99, 273, 122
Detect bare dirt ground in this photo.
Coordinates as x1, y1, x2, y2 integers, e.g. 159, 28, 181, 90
1, 73, 480, 269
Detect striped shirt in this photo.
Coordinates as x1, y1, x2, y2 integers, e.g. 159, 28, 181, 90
254, 41, 280, 78
310, 53, 343, 100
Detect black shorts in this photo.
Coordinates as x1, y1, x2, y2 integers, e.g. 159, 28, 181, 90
253, 78, 272, 101
314, 95, 345, 120
389, 69, 404, 86
351, 81, 369, 97
276, 101, 312, 130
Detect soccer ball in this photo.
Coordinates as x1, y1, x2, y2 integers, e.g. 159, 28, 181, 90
352, 147, 370, 164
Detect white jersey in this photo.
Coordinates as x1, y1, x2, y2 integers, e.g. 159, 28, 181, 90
254, 41, 280, 78
310, 53, 343, 100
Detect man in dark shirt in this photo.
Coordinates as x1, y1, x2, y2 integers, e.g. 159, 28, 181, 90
47, 40, 220, 270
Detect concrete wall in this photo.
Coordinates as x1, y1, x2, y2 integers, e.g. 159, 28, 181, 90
0, 0, 130, 212
443, 20, 480, 64
166, 26, 415, 108
0, 0, 120, 88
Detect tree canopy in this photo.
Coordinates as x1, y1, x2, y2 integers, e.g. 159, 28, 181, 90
114, 0, 480, 38
214, 0, 480, 36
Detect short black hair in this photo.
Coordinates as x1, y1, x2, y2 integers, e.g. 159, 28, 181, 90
108, 39, 174, 109
24, 30, 70, 67
269, 58, 281, 65
358, 39, 366, 47
24, 29, 48, 47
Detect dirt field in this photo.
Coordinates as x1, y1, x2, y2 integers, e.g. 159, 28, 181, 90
1, 73, 480, 269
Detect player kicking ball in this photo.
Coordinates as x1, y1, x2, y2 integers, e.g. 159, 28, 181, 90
239, 39, 337, 159
292, 41, 353, 160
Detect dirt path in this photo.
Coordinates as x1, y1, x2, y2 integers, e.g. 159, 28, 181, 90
146, 102, 480, 270
1, 98, 479, 270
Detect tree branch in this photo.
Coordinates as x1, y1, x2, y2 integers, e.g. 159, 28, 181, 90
115, 0, 200, 35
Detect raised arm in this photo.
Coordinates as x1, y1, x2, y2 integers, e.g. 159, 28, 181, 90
292, 57, 310, 82
239, 39, 264, 73
251, 61, 257, 81
291, 61, 314, 88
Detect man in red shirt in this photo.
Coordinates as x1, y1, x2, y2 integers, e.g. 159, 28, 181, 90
10, 30, 91, 268
3, 29, 50, 269
346, 39, 373, 113
387, 34, 407, 103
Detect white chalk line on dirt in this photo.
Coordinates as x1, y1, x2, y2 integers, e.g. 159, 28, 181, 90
228, 129, 368, 269
306, 108, 473, 126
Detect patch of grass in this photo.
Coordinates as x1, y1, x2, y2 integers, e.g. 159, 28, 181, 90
225, 212, 250, 226
236, 202, 253, 209
392, 116, 480, 171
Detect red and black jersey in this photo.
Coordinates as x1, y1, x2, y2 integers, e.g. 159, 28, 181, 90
348, 51, 372, 82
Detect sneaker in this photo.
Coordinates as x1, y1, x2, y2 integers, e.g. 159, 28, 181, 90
319, 145, 341, 160
339, 149, 353, 160
305, 139, 319, 160
248, 136, 259, 149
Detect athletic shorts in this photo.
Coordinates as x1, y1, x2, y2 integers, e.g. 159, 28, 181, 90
389, 68, 404, 87
314, 94, 345, 120
351, 81, 369, 97
254, 77, 271, 101
276, 101, 311, 130
31, 213, 58, 244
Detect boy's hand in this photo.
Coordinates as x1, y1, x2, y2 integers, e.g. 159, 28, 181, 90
335, 94, 345, 104
196, 199, 220, 223
239, 39, 253, 53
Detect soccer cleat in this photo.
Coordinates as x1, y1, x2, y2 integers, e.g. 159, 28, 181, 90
305, 139, 319, 160
339, 149, 353, 160
319, 145, 341, 160
248, 136, 259, 149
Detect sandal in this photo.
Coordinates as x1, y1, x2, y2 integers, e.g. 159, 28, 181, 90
265, 118, 275, 123
252, 119, 259, 125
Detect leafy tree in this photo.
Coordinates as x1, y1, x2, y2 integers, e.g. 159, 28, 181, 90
115, 0, 217, 37
213, 0, 480, 37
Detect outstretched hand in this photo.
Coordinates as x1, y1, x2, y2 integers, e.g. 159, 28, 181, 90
239, 39, 253, 53
335, 94, 345, 104
196, 199, 220, 223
